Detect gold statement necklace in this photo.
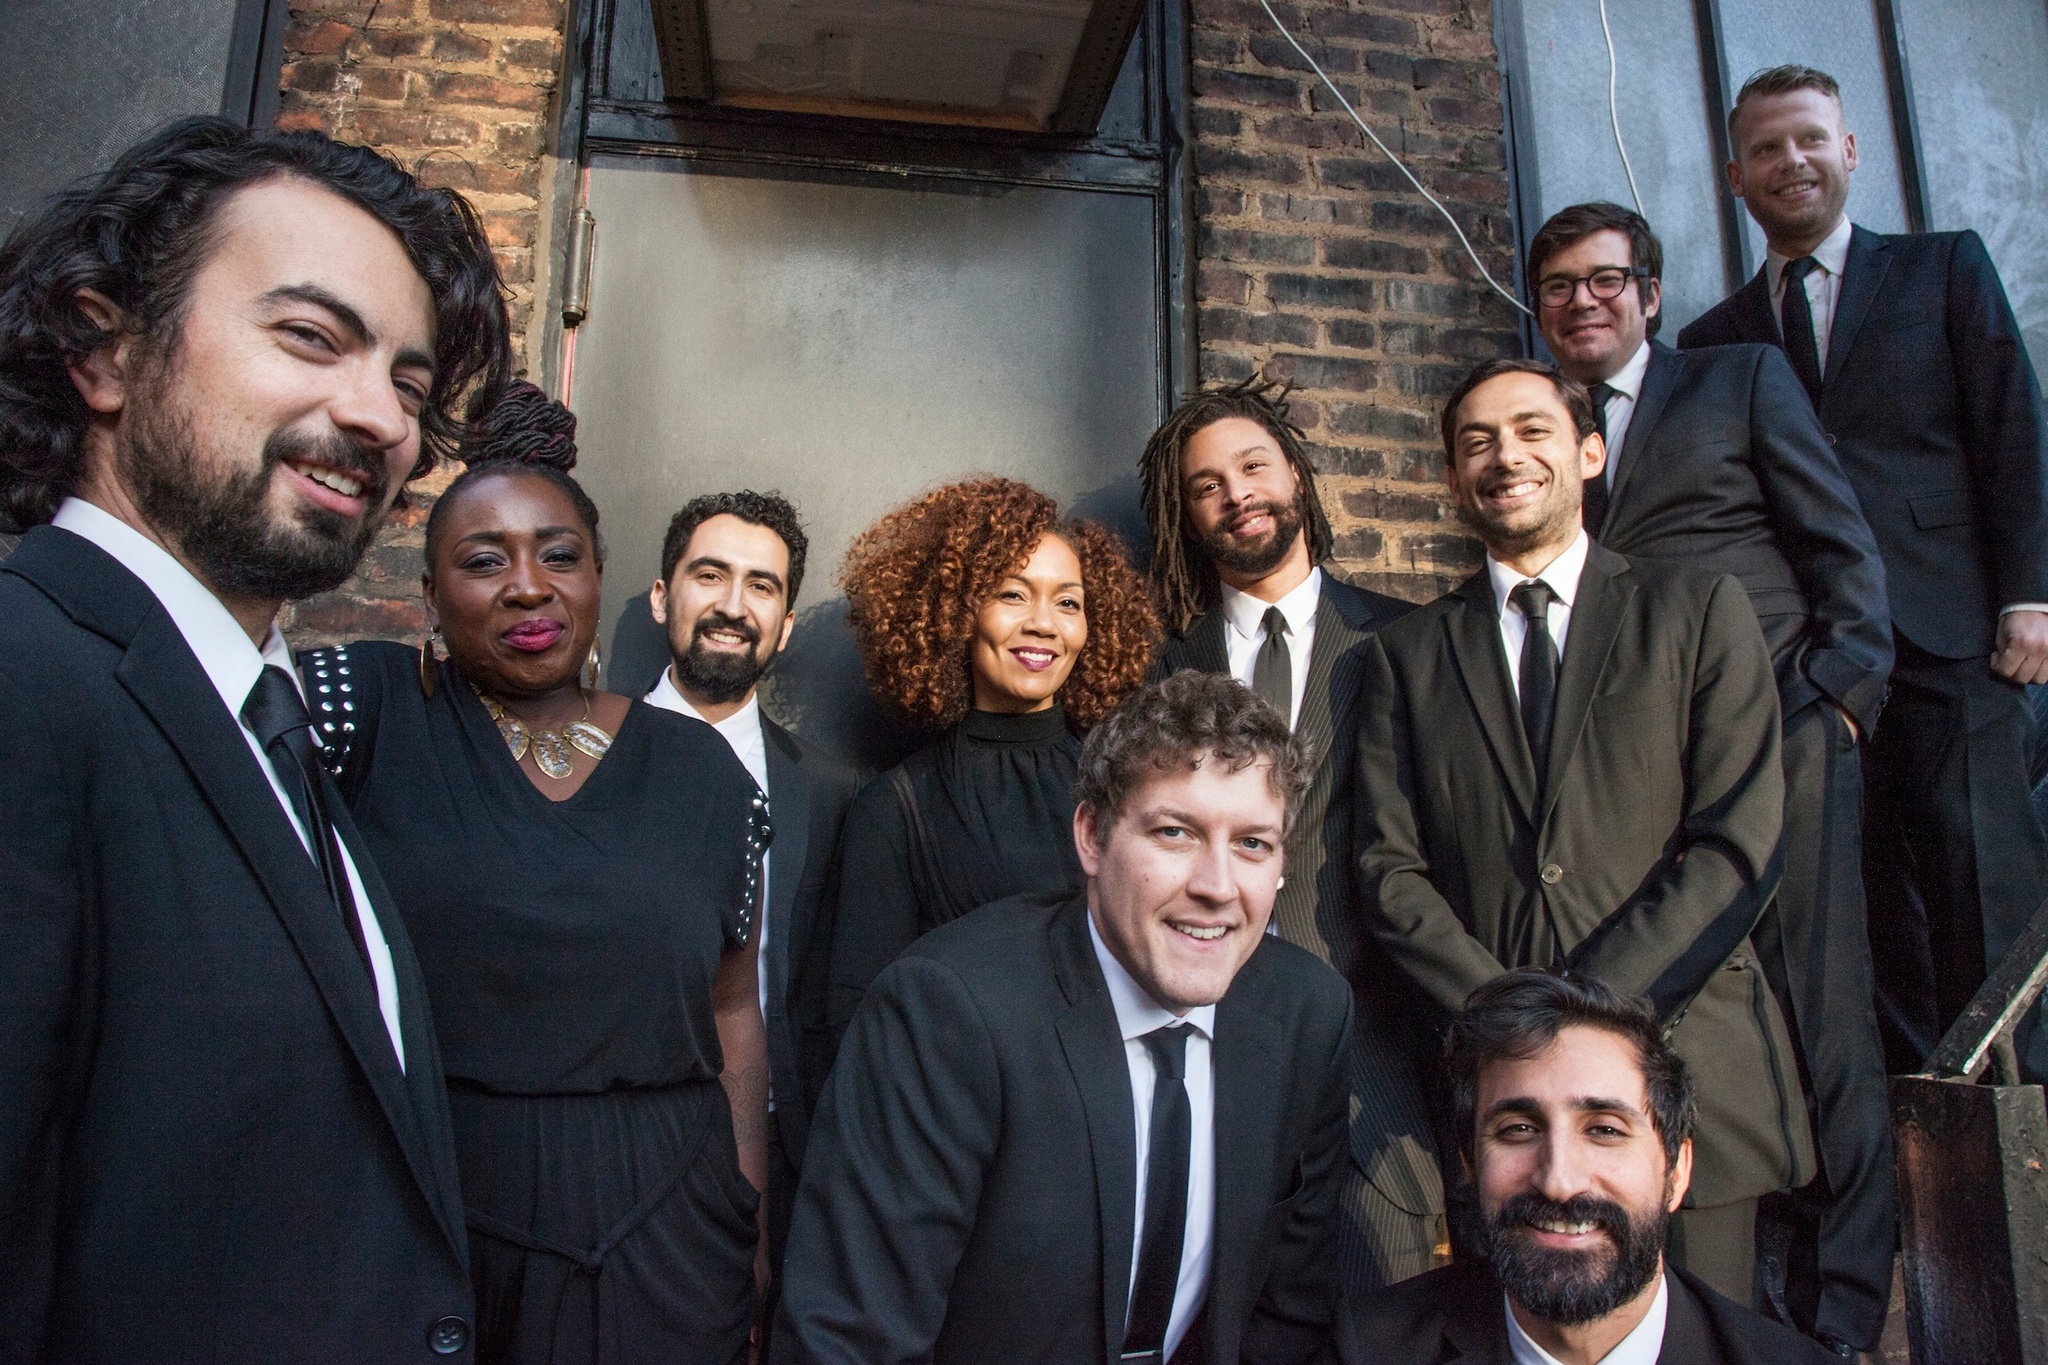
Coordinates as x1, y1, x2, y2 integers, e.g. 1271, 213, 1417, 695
476, 687, 614, 780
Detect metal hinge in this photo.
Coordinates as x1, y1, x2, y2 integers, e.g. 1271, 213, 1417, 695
561, 206, 597, 327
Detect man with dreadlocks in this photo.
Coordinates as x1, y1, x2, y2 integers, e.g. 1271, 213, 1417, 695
1139, 376, 1445, 1296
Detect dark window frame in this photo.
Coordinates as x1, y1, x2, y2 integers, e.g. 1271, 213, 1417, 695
556, 0, 1197, 415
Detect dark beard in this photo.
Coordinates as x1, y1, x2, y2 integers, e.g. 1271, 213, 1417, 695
1484, 1190, 1667, 1328
671, 611, 773, 705
120, 371, 388, 602
1198, 495, 1305, 579
1463, 470, 1581, 561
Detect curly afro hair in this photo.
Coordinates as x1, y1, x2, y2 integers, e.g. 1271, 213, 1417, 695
840, 477, 1161, 730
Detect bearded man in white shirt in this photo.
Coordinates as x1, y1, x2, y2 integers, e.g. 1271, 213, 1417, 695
1342, 970, 1836, 1365
0, 116, 509, 1361
643, 490, 858, 1294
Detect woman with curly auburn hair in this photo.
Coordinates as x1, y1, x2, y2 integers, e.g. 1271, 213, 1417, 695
823, 477, 1160, 1038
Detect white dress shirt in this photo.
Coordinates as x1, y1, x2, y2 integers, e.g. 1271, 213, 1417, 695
1489, 530, 1591, 694
1593, 340, 1654, 489
1765, 214, 1853, 374
1505, 1273, 1669, 1365
1089, 914, 1216, 1364
51, 497, 406, 1069
645, 669, 773, 1021
1221, 566, 1321, 730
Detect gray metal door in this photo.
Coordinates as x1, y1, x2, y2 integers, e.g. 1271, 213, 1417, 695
570, 159, 1163, 768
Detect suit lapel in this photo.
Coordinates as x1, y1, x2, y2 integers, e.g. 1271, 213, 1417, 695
1206, 981, 1289, 1360
1049, 900, 1138, 1365
1175, 607, 1230, 676
1733, 264, 1777, 346
1537, 544, 1632, 831
330, 799, 470, 1257
1442, 572, 1537, 821
1607, 343, 1682, 523
762, 720, 810, 1007
1652, 1273, 1714, 1365
1294, 573, 1369, 766
1824, 226, 1890, 392
113, 613, 464, 1255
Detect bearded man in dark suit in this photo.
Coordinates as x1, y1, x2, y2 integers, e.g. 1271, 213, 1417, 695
0, 118, 509, 1361
1138, 377, 1441, 1296
1357, 357, 1812, 1310
1679, 65, 2048, 1098
1530, 197, 1894, 1355
1342, 971, 1835, 1365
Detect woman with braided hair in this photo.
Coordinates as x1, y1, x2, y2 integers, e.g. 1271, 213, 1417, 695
298, 382, 771, 1364
822, 476, 1161, 1045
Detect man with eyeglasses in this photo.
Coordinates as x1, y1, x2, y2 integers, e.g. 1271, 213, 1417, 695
1528, 201, 1893, 1358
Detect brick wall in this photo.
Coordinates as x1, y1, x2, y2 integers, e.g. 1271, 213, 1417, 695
269, 0, 1516, 643
275, 0, 570, 647
1189, 0, 1521, 601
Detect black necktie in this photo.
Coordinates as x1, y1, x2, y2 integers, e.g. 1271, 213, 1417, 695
1251, 606, 1292, 728
1779, 256, 1824, 403
1581, 382, 1617, 535
1125, 1024, 1193, 1363
1510, 580, 1560, 783
241, 665, 373, 977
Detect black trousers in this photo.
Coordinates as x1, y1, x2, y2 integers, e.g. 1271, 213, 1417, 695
1864, 639, 2048, 1079
1752, 699, 1896, 1350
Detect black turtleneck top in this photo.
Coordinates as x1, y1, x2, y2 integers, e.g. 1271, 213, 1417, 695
825, 705, 1084, 1036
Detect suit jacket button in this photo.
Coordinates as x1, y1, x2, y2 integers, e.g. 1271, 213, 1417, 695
429, 1316, 469, 1355
1540, 863, 1564, 884
1826, 433, 1838, 445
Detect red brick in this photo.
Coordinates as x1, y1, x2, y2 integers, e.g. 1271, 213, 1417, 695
433, 30, 493, 62
286, 18, 357, 55
426, 0, 561, 26
431, 73, 550, 110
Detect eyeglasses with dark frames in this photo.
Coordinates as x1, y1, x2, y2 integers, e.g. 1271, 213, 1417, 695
1535, 266, 1650, 309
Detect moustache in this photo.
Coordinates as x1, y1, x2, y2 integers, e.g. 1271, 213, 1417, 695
1223, 499, 1290, 534
692, 612, 762, 647
1494, 1190, 1632, 1245
266, 426, 390, 512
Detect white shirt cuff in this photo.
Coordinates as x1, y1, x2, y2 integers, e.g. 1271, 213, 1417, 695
2000, 603, 2048, 616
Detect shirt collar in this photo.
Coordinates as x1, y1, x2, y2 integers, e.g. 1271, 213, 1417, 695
1601, 339, 1653, 404
1488, 528, 1590, 619
51, 496, 291, 718
1503, 1273, 1669, 1365
1087, 911, 1217, 1042
1767, 215, 1854, 294
1220, 564, 1322, 645
646, 667, 763, 746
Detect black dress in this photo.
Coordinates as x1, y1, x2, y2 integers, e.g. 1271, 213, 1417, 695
299, 641, 768, 1365
825, 705, 1084, 1036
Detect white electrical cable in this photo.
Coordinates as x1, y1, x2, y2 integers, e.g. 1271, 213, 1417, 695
1597, 0, 1646, 214
1258, 0, 1534, 319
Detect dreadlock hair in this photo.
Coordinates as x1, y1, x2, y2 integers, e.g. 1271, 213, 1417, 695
1138, 375, 1335, 634
424, 380, 603, 569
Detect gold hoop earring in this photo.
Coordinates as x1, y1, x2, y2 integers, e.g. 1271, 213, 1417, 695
419, 627, 440, 697
584, 638, 602, 691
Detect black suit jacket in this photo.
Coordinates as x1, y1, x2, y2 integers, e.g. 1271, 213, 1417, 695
1595, 340, 1891, 732
1356, 544, 1813, 1206
774, 893, 1352, 1365
760, 714, 859, 1173
0, 526, 472, 1363
1679, 226, 2048, 659
1156, 571, 1443, 1225
1339, 1261, 1838, 1364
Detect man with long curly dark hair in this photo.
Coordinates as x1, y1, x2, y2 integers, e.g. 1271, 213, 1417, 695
0, 116, 509, 1360
1138, 377, 1444, 1300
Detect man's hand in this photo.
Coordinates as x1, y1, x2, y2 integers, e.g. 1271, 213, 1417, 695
1993, 609, 2048, 684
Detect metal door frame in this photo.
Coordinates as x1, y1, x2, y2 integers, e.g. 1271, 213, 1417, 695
545, 0, 1195, 418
